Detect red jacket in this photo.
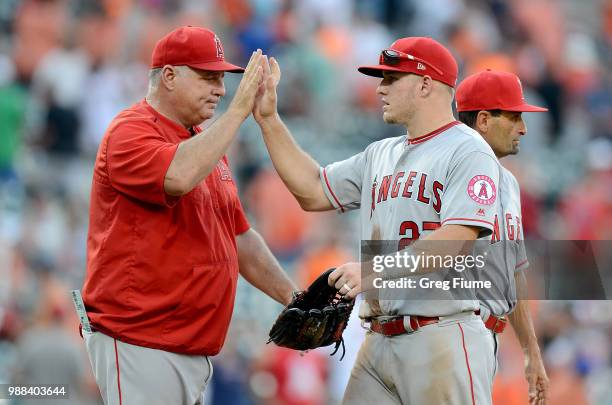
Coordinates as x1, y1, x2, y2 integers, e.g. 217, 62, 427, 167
82, 100, 249, 355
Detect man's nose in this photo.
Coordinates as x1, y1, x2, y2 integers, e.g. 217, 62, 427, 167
518, 117, 527, 136
213, 80, 226, 97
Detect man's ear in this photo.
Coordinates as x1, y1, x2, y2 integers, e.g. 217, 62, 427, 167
476, 110, 490, 133
420, 75, 434, 97
161, 65, 179, 90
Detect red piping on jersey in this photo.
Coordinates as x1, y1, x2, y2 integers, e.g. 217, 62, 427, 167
441, 217, 494, 227
323, 168, 345, 213
515, 259, 528, 269
114, 339, 123, 405
458, 324, 476, 405
407, 121, 461, 145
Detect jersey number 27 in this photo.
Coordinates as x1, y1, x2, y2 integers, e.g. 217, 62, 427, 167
398, 221, 441, 250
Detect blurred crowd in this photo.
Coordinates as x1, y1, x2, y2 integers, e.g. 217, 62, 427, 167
0, 0, 611, 404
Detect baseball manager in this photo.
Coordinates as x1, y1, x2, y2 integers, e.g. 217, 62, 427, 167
79, 26, 296, 405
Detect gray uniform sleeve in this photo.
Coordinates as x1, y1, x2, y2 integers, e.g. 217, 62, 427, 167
441, 151, 500, 236
515, 184, 529, 272
516, 240, 529, 272
320, 151, 367, 213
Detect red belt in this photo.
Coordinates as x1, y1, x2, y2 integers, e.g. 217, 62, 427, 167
475, 310, 507, 334
483, 314, 507, 334
368, 310, 508, 336
369, 316, 440, 336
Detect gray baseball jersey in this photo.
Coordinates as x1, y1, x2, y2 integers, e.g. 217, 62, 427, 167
477, 166, 529, 317
320, 121, 501, 317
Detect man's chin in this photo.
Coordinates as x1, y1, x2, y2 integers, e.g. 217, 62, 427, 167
199, 109, 216, 121
382, 113, 396, 124
506, 147, 520, 157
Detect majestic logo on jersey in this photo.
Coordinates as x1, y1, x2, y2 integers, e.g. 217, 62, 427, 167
417, 62, 426, 71
214, 35, 224, 59
467, 175, 497, 205
370, 170, 443, 216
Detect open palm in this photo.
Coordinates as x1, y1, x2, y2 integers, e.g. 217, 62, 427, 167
254, 56, 281, 122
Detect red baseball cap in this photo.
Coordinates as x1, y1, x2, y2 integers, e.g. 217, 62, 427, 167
456, 69, 548, 112
358, 37, 458, 88
151, 26, 244, 73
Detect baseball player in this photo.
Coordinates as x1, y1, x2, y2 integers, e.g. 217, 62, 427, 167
456, 69, 549, 404
78, 26, 297, 405
255, 38, 502, 404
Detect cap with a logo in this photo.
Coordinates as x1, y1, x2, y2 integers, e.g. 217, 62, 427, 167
151, 26, 244, 73
456, 69, 547, 112
358, 37, 458, 88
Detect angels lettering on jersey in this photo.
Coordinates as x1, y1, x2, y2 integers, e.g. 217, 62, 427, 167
489, 172, 523, 244
370, 171, 443, 218
368, 171, 499, 218
491, 212, 522, 243
216, 160, 232, 182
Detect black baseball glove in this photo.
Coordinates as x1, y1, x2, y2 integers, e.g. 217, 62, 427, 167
267, 268, 355, 360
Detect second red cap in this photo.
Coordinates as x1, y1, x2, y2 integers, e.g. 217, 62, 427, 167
456, 70, 547, 112
358, 37, 458, 88
151, 26, 244, 73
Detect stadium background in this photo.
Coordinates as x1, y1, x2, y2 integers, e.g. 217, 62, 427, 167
0, 0, 610, 404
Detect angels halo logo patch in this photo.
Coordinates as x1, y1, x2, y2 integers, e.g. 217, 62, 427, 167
467, 175, 496, 205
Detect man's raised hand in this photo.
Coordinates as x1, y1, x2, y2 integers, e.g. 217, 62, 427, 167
254, 56, 281, 122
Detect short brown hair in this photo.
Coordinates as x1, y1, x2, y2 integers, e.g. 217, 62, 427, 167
458, 109, 502, 129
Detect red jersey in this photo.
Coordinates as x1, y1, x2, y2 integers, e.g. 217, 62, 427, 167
82, 99, 250, 355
